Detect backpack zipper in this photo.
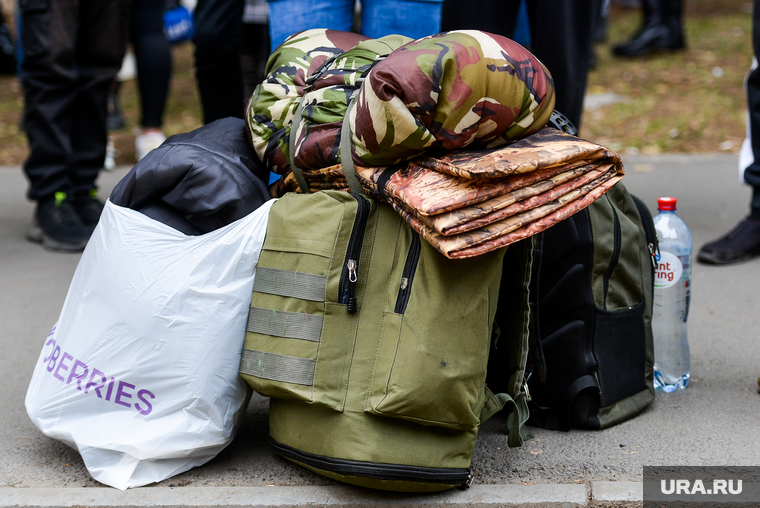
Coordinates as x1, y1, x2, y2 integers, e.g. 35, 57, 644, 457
394, 232, 421, 314
631, 195, 659, 283
339, 193, 370, 313
269, 437, 472, 486
601, 199, 621, 310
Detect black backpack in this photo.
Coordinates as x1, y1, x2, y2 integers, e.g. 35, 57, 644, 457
489, 182, 657, 431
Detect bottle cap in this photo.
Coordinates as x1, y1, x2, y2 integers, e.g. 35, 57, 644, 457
657, 197, 677, 211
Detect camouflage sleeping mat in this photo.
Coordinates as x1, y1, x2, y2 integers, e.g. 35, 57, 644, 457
278, 127, 624, 259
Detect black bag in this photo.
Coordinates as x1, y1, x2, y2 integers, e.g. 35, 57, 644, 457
489, 182, 657, 431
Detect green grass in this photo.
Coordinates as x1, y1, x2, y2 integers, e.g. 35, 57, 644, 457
582, 0, 753, 154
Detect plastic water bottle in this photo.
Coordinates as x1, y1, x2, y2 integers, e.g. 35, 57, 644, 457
652, 197, 691, 392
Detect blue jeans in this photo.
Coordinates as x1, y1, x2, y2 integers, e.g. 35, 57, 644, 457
267, 0, 444, 50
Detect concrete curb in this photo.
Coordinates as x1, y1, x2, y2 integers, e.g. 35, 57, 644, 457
591, 482, 643, 504
0, 482, 647, 508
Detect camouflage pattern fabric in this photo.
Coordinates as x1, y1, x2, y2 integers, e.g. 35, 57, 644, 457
244, 29, 372, 176
356, 128, 624, 259
245, 28, 555, 190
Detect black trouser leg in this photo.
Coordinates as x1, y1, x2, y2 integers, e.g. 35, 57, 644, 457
132, 0, 172, 129
525, 0, 596, 131
21, 0, 127, 201
194, 0, 245, 124
745, 0, 760, 213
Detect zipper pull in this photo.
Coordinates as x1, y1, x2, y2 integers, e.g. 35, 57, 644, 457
347, 259, 358, 313
399, 277, 408, 291
648, 243, 657, 270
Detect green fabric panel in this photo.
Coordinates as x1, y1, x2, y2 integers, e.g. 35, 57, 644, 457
239, 349, 316, 386
241, 191, 365, 412
589, 183, 647, 310
246, 307, 323, 342
479, 386, 506, 423
269, 398, 477, 472
596, 388, 655, 429
253, 267, 327, 302
364, 205, 505, 430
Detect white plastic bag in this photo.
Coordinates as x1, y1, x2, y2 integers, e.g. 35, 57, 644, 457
25, 199, 275, 490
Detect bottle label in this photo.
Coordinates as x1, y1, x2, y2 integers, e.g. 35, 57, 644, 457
655, 251, 683, 289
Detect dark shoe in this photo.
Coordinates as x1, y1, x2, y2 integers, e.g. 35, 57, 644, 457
26, 192, 90, 252
697, 217, 760, 265
71, 190, 105, 233
612, 24, 685, 57
612, 0, 685, 58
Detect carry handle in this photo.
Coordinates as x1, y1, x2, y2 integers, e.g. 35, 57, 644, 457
339, 92, 366, 195
288, 98, 312, 193
288, 53, 388, 196
481, 384, 531, 448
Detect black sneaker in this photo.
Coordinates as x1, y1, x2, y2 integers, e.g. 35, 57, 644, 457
697, 217, 760, 265
71, 189, 105, 233
26, 192, 90, 252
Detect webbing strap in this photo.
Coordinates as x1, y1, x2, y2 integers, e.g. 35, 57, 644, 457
288, 98, 311, 193
247, 307, 323, 342
239, 349, 316, 386
254, 267, 326, 302
339, 93, 365, 195
490, 389, 531, 448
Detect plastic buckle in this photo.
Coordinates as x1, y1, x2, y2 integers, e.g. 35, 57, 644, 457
547, 110, 578, 137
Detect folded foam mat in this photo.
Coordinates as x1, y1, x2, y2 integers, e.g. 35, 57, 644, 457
273, 127, 623, 259
356, 127, 624, 258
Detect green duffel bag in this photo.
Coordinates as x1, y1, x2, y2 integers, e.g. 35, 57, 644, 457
238, 190, 532, 492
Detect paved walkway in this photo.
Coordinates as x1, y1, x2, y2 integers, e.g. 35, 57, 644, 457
1, 154, 759, 507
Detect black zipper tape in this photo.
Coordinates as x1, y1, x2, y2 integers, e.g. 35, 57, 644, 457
269, 436, 471, 486
339, 193, 371, 313
631, 194, 658, 286
394, 232, 421, 314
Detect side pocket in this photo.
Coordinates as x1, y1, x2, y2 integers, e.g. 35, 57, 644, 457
364, 243, 502, 430
593, 300, 647, 408
239, 192, 365, 413
366, 309, 488, 430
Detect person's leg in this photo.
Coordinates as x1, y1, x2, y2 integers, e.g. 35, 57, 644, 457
241, 21, 271, 99
131, 0, 171, 160
360, 0, 443, 40
697, 0, 760, 265
745, 3, 760, 216
132, 0, 171, 130
526, 0, 596, 131
20, 0, 78, 203
267, 0, 354, 51
194, 0, 245, 123
440, 0, 520, 45
69, 0, 128, 230
19, 0, 93, 250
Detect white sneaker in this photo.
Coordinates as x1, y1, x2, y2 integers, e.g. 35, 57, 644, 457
135, 131, 166, 162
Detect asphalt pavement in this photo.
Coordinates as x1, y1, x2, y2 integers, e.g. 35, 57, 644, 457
1, 153, 759, 507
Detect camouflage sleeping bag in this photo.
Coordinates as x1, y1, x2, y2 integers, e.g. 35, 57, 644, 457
245, 28, 556, 194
